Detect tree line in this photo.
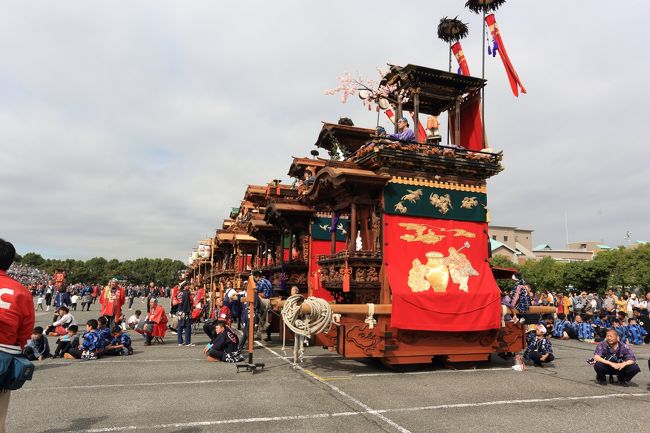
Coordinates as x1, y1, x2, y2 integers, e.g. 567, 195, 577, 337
16, 253, 186, 287
490, 243, 650, 294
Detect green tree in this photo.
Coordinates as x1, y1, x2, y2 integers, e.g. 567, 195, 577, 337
21, 252, 45, 268
520, 257, 565, 293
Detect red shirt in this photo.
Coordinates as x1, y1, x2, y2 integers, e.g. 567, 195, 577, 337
0, 270, 36, 353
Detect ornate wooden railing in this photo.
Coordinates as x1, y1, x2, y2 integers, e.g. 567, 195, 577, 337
317, 251, 382, 304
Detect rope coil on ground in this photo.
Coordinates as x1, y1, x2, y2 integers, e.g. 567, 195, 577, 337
281, 295, 333, 364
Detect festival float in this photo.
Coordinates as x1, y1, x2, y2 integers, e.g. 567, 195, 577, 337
188, 1, 553, 367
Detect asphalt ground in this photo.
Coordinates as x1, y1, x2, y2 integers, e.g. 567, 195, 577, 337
6, 299, 650, 433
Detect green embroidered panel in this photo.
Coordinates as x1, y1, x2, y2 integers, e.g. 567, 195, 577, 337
384, 183, 487, 222
311, 216, 349, 241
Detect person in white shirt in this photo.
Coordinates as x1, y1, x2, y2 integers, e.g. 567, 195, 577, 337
45, 306, 76, 336
127, 310, 142, 330
70, 294, 79, 311
627, 294, 639, 319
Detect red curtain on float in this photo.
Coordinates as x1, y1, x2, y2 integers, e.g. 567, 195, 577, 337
308, 240, 346, 301
449, 93, 484, 151
383, 214, 501, 332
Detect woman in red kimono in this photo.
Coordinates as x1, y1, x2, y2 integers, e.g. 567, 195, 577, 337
100, 279, 125, 329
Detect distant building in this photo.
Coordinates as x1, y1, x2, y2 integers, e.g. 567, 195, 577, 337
532, 244, 593, 262
488, 225, 536, 264
488, 226, 614, 263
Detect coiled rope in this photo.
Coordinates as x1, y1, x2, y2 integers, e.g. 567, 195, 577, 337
281, 295, 333, 365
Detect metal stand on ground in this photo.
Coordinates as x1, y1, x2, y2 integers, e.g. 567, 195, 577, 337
236, 275, 265, 373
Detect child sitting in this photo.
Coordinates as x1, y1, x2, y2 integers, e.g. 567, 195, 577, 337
23, 326, 51, 360
105, 326, 133, 356
127, 310, 142, 330
612, 319, 629, 344
97, 316, 112, 343
64, 319, 104, 360
53, 325, 79, 358
626, 318, 647, 345
593, 314, 611, 341
523, 324, 554, 367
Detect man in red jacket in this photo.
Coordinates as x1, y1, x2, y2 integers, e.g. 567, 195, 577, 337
0, 239, 35, 433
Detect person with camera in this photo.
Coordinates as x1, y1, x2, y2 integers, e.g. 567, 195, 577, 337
592, 328, 640, 386
0, 239, 36, 433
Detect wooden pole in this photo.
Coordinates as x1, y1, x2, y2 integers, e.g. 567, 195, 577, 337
246, 275, 256, 364
349, 203, 357, 253
482, 7, 486, 149
330, 213, 337, 255
412, 89, 420, 143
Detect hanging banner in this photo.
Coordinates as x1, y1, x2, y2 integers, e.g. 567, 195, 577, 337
485, 14, 526, 97
311, 217, 349, 242
451, 41, 471, 76
308, 239, 346, 301
384, 215, 501, 331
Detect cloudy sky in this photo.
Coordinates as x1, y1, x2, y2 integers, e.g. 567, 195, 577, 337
1, 1, 648, 261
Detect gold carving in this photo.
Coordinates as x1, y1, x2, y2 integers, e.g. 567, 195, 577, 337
400, 189, 423, 203
406, 245, 478, 293
394, 202, 408, 214
429, 193, 453, 214
399, 223, 475, 245
461, 197, 478, 209
445, 247, 478, 292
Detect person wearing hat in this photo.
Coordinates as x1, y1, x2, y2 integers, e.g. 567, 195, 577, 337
387, 117, 416, 142
523, 324, 554, 367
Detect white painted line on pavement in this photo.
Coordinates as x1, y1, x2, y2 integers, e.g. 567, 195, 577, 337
22, 379, 244, 391
255, 341, 413, 433
56, 392, 650, 433
371, 392, 650, 414
354, 367, 513, 377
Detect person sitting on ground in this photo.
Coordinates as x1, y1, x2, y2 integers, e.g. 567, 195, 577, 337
53, 325, 79, 358
45, 306, 76, 336
127, 310, 142, 330
612, 319, 629, 344
386, 117, 416, 142
552, 313, 570, 340
571, 314, 594, 342
523, 324, 554, 367
626, 318, 647, 345
64, 319, 104, 360
593, 313, 611, 341
23, 327, 50, 361
204, 321, 244, 363
203, 296, 233, 340
96, 316, 112, 343
104, 326, 133, 356
592, 328, 640, 386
